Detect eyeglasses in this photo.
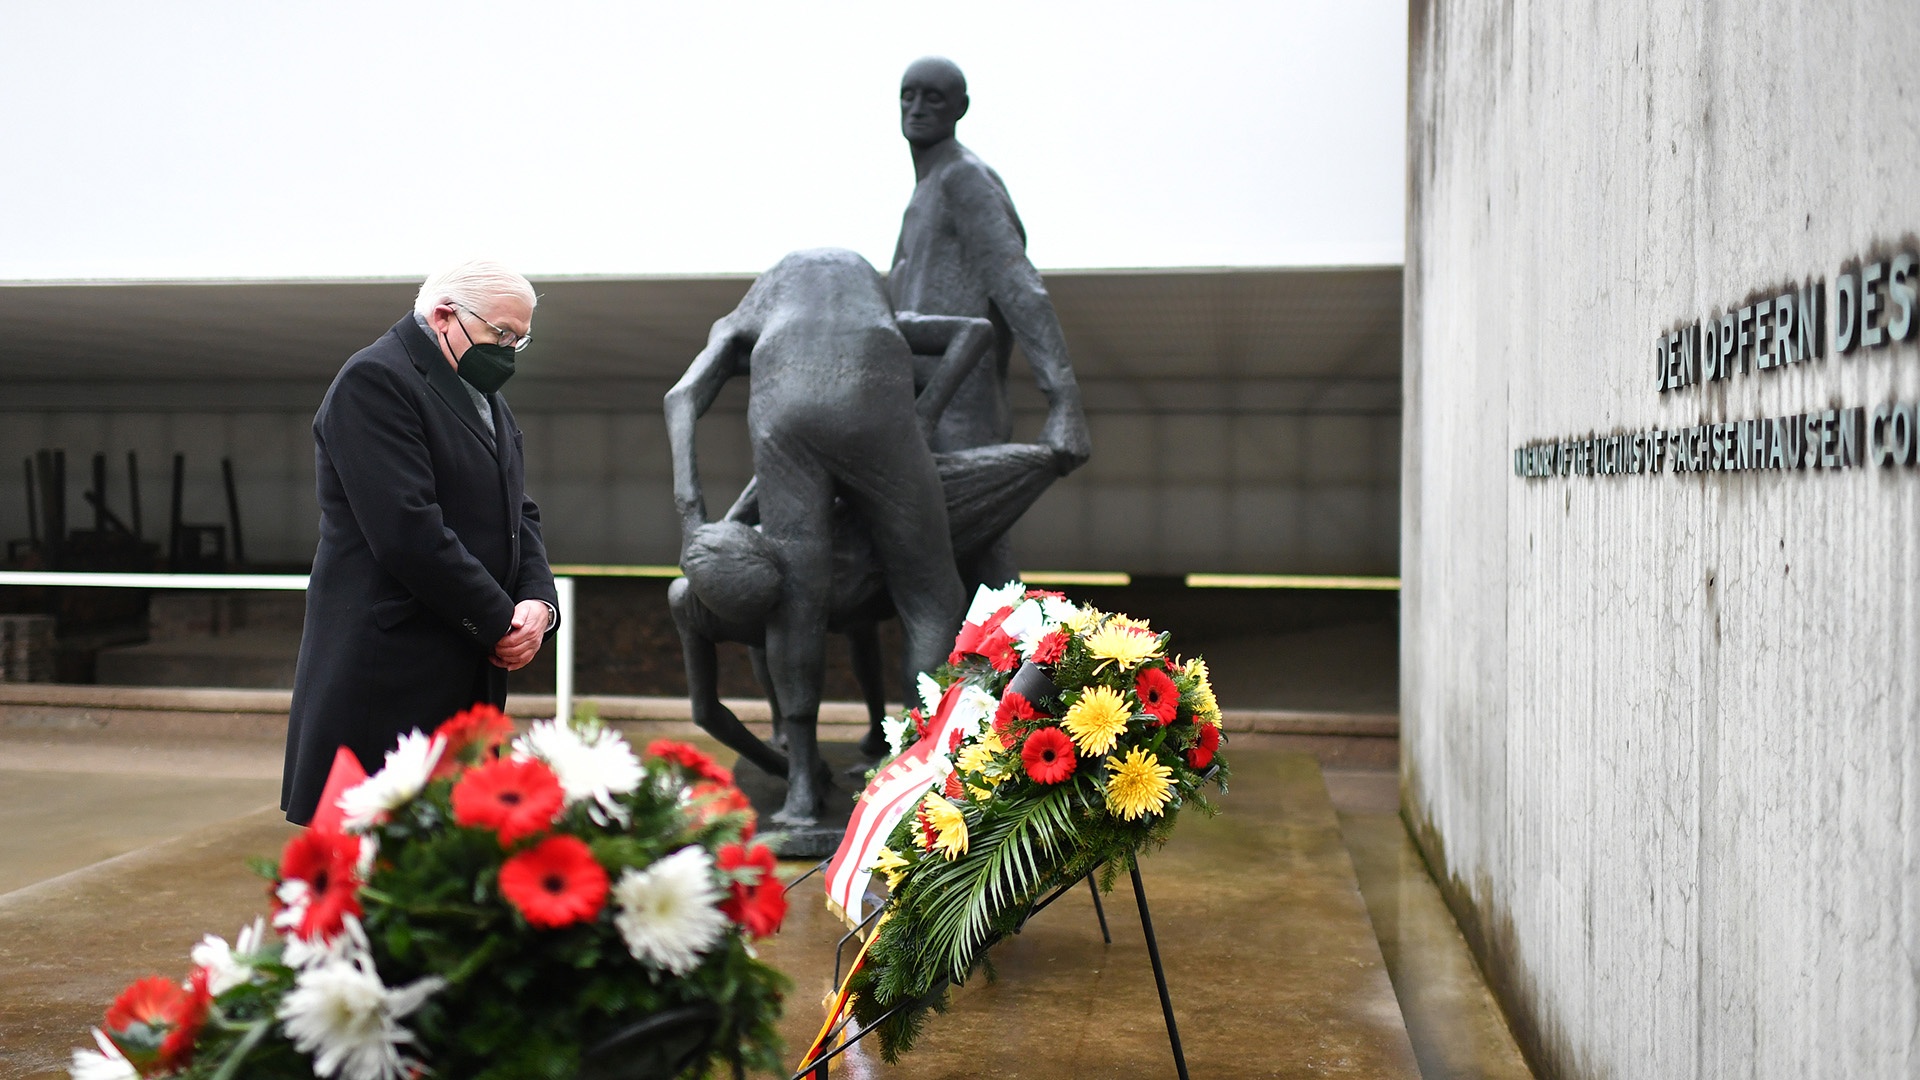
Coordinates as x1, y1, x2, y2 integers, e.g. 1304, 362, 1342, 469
455, 305, 532, 352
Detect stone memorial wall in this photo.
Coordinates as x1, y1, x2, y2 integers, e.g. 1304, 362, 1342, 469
1405, 2, 1920, 1076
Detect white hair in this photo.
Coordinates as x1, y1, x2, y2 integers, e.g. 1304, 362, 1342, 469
413, 259, 537, 319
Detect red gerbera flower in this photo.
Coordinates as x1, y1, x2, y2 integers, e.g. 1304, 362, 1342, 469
499, 835, 609, 929
276, 829, 363, 941
979, 628, 1020, 672
993, 690, 1049, 743
910, 707, 929, 742
647, 739, 734, 785
943, 771, 966, 800
432, 703, 516, 777
995, 691, 1046, 724
163, 968, 213, 1069
1021, 726, 1077, 785
1031, 629, 1071, 665
1186, 722, 1222, 770
103, 970, 210, 1073
689, 780, 756, 839
452, 757, 565, 845
716, 842, 788, 938
1135, 666, 1180, 726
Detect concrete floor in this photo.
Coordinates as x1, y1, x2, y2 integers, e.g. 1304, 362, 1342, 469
0, 726, 1531, 1079
1327, 768, 1534, 1080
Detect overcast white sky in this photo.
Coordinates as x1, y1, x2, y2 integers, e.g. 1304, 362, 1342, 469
0, 1, 1406, 281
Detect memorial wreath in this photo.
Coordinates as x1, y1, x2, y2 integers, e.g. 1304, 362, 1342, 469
70, 709, 788, 1080
819, 583, 1229, 1063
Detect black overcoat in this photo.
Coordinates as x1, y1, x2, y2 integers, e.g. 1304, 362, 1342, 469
281, 315, 559, 824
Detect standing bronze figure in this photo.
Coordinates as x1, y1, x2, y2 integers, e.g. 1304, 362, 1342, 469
890, 56, 1093, 590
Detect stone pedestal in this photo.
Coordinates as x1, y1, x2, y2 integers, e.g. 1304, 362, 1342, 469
732, 741, 877, 858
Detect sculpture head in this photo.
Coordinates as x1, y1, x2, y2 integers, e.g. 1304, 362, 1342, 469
681, 521, 784, 625
899, 57, 968, 149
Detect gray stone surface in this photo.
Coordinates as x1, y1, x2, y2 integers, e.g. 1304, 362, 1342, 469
1405, 3, 1920, 1077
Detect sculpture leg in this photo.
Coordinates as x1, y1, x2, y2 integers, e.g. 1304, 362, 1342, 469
836, 443, 966, 693
753, 442, 836, 827
764, 599, 831, 826
845, 622, 889, 758
958, 532, 1020, 597
750, 645, 788, 751
668, 579, 789, 777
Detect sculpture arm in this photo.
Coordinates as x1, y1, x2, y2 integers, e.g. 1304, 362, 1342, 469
663, 320, 750, 542
945, 167, 1092, 473
897, 312, 996, 439
720, 476, 760, 526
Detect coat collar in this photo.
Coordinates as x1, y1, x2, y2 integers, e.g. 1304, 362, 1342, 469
393, 315, 500, 460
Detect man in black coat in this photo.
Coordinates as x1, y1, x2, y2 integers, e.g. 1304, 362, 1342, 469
282, 260, 559, 825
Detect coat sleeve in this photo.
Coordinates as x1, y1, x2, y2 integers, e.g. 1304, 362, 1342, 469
513, 488, 560, 634
502, 405, 560, 634
319, 359, 516, 646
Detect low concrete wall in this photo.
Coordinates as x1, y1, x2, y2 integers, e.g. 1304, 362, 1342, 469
1405, 2, 1920, 1076
0, 683, 1393, 741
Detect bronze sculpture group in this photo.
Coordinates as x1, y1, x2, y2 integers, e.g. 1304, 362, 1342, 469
665, 58, 1091, 833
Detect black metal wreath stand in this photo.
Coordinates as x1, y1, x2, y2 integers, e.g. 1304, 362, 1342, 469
788, 859, 1191, 1080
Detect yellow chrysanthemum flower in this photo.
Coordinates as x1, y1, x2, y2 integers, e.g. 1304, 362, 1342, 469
1065, 605, 1106, 634
1084, 623, 1162, 671
1110, 614, 1153, 633
920, 794, 970, 860
869, 846, 910, 890
1184, 657, 1221, 725
1063, 685, 1132, 756
1105, 746, 1175, 821
955, 732, 1003, 776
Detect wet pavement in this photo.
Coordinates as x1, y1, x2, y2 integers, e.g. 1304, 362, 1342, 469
0, 729, 1530, 1078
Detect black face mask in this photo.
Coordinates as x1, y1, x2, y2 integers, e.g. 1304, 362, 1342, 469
445, 319, 516, 394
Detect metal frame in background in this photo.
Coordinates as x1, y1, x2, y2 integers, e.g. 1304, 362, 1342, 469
790, 860, 1189, 1080
0, 571, 578, 724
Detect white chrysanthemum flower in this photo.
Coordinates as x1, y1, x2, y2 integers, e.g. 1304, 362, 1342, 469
1039, 596, 1080, 626
192, 916, 268, 995
513, 719, 642, 822
611, 846, 728, 975
70, 1028, 136, 1080
283, 911, 370, 971
277, 934, 444, 1080
963, 581, 1026, 626
881, 714, 911, 757
946, 685, 997, 742
916, 672, 942, 718
338, 731, 444, 832
354, 834, 379, 880
273, 878, 311, 935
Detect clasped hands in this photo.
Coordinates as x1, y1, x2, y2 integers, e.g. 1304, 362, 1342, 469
490, 599, 552, 670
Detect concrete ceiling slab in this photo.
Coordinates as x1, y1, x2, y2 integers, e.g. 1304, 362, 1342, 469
0, 267, 1401, 414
